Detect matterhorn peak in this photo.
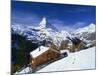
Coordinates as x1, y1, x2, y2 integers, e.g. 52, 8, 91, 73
39, 17, 47, 29
38, 17, 58, 31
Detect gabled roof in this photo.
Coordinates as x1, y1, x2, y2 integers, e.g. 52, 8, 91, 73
30, 46, 49, 58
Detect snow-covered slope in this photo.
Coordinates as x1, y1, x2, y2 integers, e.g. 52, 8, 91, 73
74, 23, 96, 46
75, 23, 95, 40
12, 24, 40, 42
37, 47, 95, 72
11, 24, 26, 35
75, 23, 95, 34
14, 46, 95, 74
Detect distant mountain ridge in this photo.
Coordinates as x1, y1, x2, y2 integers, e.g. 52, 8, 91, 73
11, 17, 96, 48
74, 23, 96, 46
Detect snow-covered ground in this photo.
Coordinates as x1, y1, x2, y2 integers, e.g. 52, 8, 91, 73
37, 47, 96, 72
14, 45, 95, 74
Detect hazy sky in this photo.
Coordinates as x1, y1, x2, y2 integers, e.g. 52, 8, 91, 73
11, 1, 96, 30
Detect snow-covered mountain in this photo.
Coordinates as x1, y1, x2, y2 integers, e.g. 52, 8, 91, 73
74, 23, 96, 46
11, 17, 73, 46
11, 17, 96, 48
39, 17, 58, 31
75, 23, 95, 40
30, 17, 58, 31
75, 23, 95, 34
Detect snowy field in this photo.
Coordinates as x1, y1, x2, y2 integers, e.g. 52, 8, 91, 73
37, 47, 96, 72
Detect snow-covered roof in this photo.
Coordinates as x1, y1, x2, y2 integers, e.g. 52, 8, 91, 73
30, 46, 49, 58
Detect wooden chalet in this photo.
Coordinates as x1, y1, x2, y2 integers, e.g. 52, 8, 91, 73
30, 46, 60, 68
